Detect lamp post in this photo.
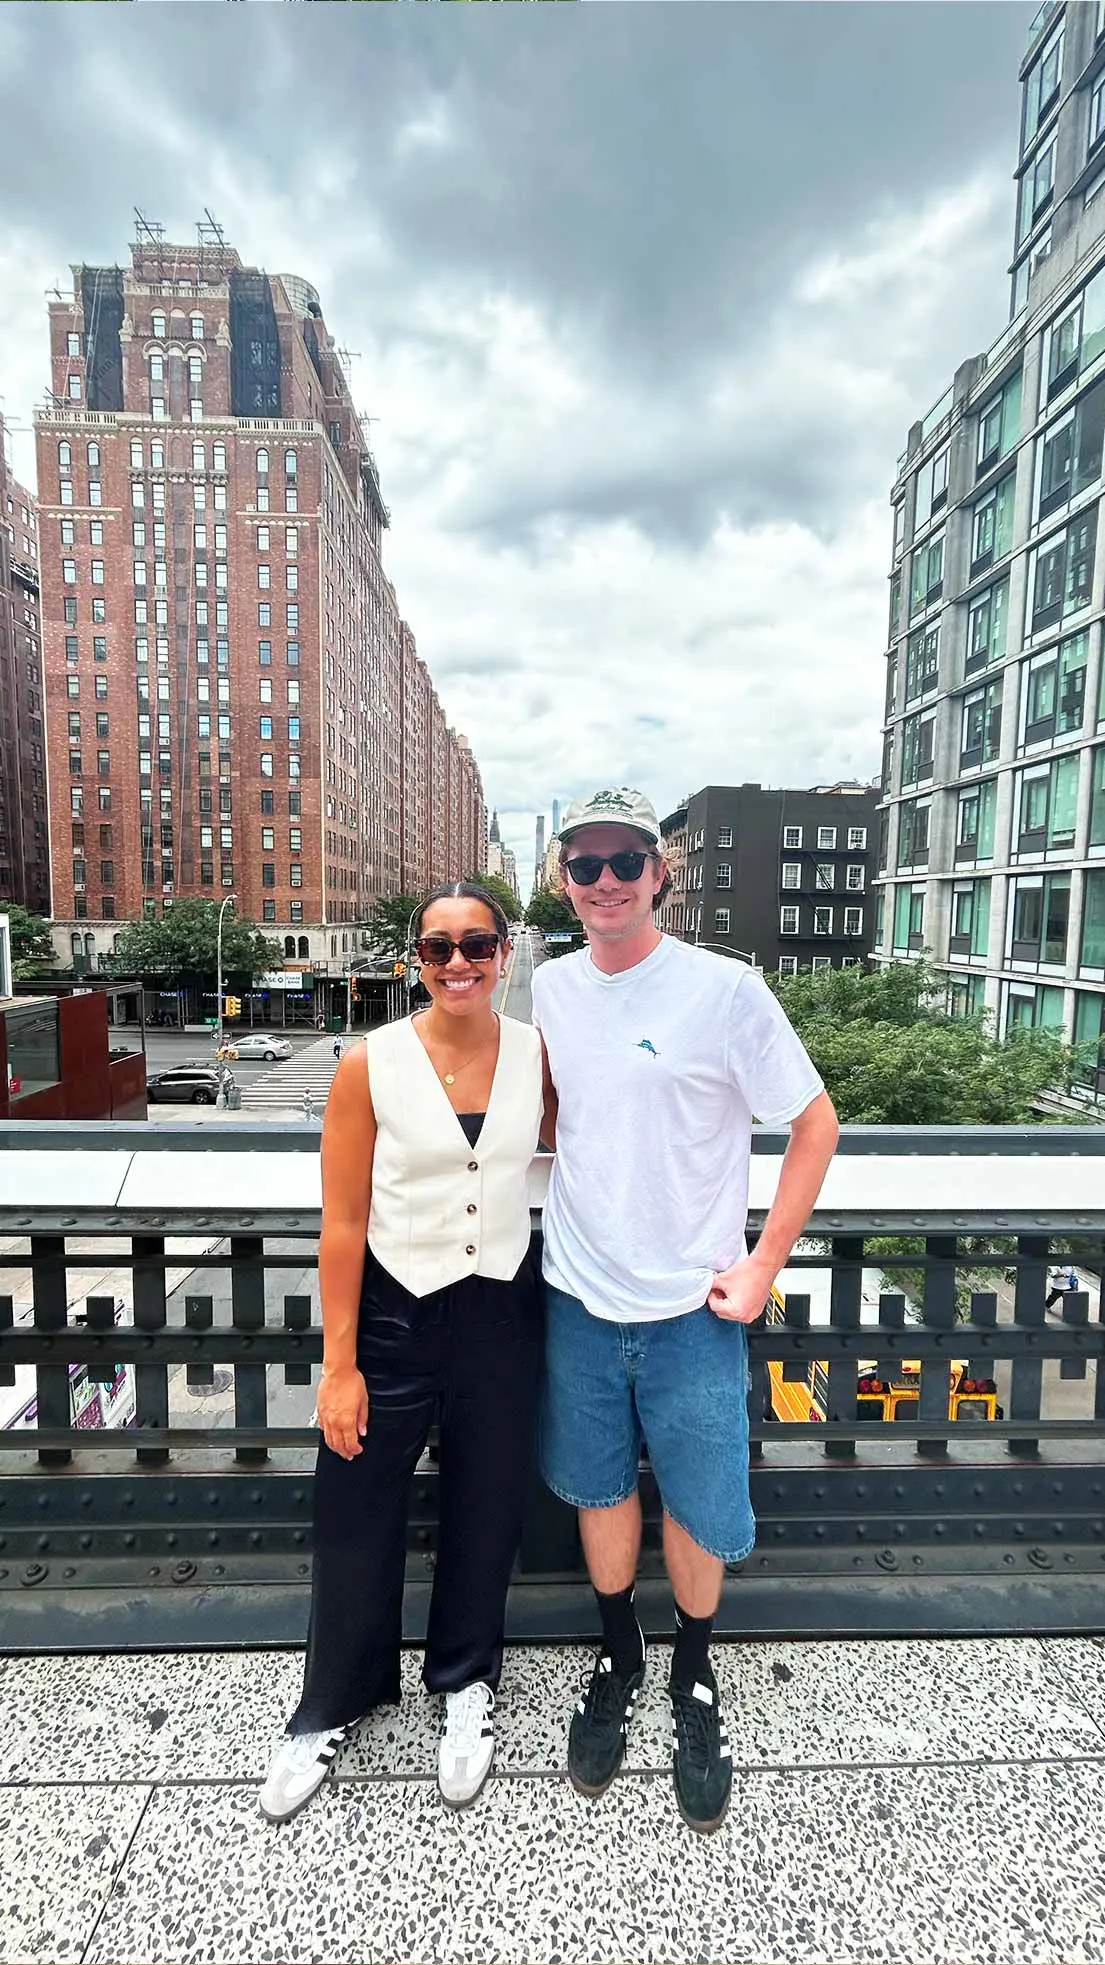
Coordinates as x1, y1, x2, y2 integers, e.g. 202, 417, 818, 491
216, 893, 236, 1052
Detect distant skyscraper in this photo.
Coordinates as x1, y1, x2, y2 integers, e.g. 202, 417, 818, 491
552, 797, 560, 838
535, 813, 545, 865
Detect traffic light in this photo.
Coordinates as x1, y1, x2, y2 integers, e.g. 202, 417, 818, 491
350, 978, 360, 1001
224, 995, 241, 1018
392, 960, 406, 978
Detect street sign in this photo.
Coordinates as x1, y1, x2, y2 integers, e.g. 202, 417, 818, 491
544, 933, 573, 943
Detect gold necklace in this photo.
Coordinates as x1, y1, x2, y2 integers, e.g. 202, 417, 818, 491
419, 1018, 496, 1087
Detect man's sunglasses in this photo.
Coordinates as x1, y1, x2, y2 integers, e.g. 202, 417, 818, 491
414, 931, 502, 966
564, 850, 656, 886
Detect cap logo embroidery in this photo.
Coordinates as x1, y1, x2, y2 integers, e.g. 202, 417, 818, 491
590, 790, 633, 812
637, 1038, 660, 1057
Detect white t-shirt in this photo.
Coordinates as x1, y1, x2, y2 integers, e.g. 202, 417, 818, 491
531, 936, 823, 1322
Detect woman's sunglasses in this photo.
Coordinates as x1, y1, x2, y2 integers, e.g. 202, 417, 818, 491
414, 931, 502, 966
564, 850, 655, 886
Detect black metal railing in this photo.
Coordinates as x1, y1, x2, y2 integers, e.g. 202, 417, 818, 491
1, 1121, 1104, 1647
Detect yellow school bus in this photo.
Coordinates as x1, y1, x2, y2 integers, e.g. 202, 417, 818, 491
762, 1285, 1000, 1426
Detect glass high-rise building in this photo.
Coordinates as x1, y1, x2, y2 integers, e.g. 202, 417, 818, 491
878, 1, 1105, 1097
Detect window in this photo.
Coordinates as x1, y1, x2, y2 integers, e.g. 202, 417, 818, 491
65, 638, 79, 667
1024, 24, 1062, 148
905, 624, 940, 703
289, 827, 302, 852
816, 826, 836, 850
1043, 267, 1105, 405
715, 863, 732, 889
257, 449, 269, 476
256, 485, 269, 512
971, 474, 1015, 575
901, 709, 936, 789
1016, 752, 1080, 851
1021, 630, 1089, 746
68, 375, 82, 400
978, 369, 1024, 482
778, 955, 798, 977
262, 899, 277, 923
813, 906, 832, 936
287, 604, 299, 629
714, 908, 730, 934
783, 825, 802, 849
914, 446, 949, 530
91, 559, 104, 585
1029, 508, 1096, 633
258, 564, 271, 589
284, 449, 297, 478
843, 906, 862, 937
151, 438, 164, 469
259, 640, 272, 666
950, 879, 992, 961
961, 677, 1003, 769
285, 526, 298, 555
259, 715, 273, 740
1082, 869, 1105, 969
67, 711, 81, 740
290, 863, 303, 888
262, 863, 276, 889
909, 531, 944, 618
780, 906, 799, 935
67, 331, 81, 358
289, 792, 301, 817
966, 578, 1010, 676
62, 558, 77, 585
261, 827, 275, 851
288, 716, 300, 741
1037, 376, 1105, 523
151, 312, 166, 339
897, 798, 930, 869
259, 679, 273, 704
1010, 872, 1070, 965
286, 564, 298, 591
815, 862, 834, 890
190, 314, 204, 341
287, 641, 299, 666
257, 525, 270, 552
60, 480, 74, 507
1018, 134, 1056, 246
95, 713, 109, 739
213, 442, 226, 472
891, 883, 926, 952
846, 864, 865, 891
260, 753, 274, 778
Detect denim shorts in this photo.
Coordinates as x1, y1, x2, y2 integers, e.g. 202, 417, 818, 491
539, 1285, 756, 1564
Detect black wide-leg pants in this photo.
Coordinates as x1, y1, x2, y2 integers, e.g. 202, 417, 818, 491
289, 1245, 543, 1734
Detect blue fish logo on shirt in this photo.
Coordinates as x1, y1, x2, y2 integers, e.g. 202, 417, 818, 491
637, 1038, 660, 1057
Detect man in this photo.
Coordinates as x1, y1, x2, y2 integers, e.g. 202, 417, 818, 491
1044, 1265, 1079, 1311
531, 788, 839, 1835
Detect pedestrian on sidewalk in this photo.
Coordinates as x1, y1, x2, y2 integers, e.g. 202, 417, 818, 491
261, 881, 555, 1824
332, 1033, 342, 1061
1045, 1264, 1079, 1310
532, 789, 839, 1835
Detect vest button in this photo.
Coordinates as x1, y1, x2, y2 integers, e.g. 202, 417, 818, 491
465, 1244, 477, 1257
466, 1203, 477, 1215
467, 1161, 479, 1172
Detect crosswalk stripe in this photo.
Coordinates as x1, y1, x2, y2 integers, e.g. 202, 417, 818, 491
239, 1035, 348, 1112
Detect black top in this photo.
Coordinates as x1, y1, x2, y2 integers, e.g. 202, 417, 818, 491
457, 1111, 485, 1148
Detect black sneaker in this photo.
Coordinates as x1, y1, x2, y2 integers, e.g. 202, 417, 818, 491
567, 1645, 646, 1797
670, 1676, 732, 1833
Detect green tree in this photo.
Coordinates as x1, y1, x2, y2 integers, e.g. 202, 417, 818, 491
107, 899, 282, 984
464, 872, 519, 922
366, 895, 422, 962
525, 887, 580, 952
768, 958, 1074, 1125
1, 905, 56, 978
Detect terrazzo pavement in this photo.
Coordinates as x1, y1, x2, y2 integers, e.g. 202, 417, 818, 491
2, 1635, 1105, 1964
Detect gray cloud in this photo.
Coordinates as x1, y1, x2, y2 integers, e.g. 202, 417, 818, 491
0, 0, 1035, 891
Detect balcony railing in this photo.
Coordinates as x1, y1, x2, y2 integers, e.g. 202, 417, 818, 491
1, 1120, 1104, 1649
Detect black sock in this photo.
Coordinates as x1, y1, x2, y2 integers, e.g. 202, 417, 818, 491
594, 1584, 644, 1679
671, 1603, 714, 1691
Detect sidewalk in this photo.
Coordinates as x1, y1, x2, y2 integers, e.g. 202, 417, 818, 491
4, 1633, 1105, 1963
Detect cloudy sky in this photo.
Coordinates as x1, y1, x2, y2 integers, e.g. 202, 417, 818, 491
0, 0, 1034, 891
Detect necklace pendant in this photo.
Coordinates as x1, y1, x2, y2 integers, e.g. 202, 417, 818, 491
444, 1072, 456, 1086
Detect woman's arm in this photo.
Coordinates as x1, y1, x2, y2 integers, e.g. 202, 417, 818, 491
539, 1035, 558, 1151
316, 1045, 377, 1459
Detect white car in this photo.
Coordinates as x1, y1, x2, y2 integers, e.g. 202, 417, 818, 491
224, 1035, 293, 1062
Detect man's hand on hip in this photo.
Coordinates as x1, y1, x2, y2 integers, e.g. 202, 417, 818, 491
708, 1255, 773, 1324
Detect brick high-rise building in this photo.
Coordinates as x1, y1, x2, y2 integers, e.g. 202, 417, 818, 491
0, 415, 49, 916
35, 226, 485, 977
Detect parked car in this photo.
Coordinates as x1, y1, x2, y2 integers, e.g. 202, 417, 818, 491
221, 1035, 293, 1062
146, 1065, 224, 1105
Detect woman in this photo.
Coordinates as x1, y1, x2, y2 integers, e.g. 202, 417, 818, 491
261, 884, 550, 1821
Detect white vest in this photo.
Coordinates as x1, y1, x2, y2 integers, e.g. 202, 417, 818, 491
365, 1013, 543, 1297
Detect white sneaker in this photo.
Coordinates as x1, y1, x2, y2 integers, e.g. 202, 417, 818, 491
438, 1681, 495, 1808
259, 1721, 356, 1822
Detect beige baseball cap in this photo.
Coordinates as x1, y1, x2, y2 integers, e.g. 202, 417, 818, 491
558, 787, 662, 846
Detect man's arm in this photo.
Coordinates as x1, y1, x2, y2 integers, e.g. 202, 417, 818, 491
709, 1089, 840, 1323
